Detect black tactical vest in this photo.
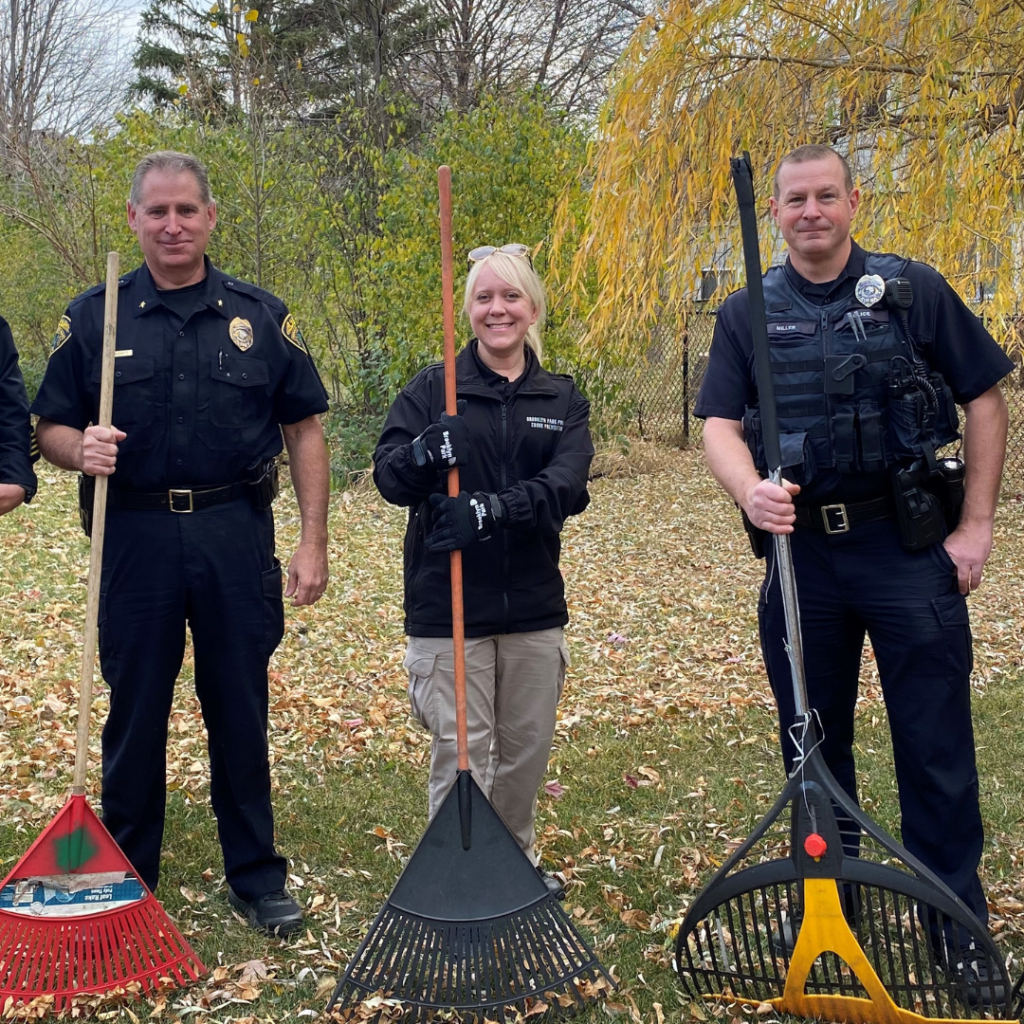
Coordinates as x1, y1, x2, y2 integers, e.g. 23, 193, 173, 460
743, 255, 959, 483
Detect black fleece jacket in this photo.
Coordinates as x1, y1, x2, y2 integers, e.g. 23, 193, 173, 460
373, 341, 594, 637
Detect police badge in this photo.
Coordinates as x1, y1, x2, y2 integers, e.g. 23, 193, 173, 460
855, 273, 885, 307
229, 317, 254, 351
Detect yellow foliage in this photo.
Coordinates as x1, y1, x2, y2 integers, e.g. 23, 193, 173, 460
245, 8, 258, 21
562, 0, 1024, 356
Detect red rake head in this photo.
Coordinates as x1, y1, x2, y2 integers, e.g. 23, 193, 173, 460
0, 795, 205, 1011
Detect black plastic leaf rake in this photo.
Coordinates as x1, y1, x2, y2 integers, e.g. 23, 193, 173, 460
674, 155, 1021, 1024
327, 166, 612, 1021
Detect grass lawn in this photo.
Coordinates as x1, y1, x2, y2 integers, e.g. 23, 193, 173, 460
1, 445, 1023, 1022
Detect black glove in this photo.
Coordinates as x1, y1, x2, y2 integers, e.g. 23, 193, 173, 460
425, 491, 505, 551
410, 401, 469, 472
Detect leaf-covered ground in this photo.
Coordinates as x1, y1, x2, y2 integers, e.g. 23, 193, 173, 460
2, 445, 1024, 1022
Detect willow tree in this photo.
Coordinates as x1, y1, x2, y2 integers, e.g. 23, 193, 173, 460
559, 0, 1024, 355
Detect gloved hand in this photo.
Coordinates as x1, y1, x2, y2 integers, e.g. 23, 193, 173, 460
411, 401, 469, 472
425, 490, 505, 551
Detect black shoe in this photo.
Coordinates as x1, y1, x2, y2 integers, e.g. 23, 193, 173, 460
771, 916, 799, 957
228, 887, 304, 937
539, 869, 565, 900
953, 949, 1008, 1012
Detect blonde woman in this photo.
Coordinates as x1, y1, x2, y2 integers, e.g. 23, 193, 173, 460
373, 246, 594, 893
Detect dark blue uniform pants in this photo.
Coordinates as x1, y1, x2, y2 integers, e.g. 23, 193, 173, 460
97, 498, 287, 899
759, 517, 987, 924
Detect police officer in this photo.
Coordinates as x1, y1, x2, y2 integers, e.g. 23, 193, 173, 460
696, 145, 1012, 984
0, 316, 37, 515
31, 151, 330, 937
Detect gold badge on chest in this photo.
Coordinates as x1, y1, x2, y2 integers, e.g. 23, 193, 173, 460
229, 316, 254, 351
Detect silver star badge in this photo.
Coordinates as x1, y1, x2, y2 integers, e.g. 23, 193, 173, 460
855, 274, 885, 307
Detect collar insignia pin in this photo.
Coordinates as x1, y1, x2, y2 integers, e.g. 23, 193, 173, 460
855, 274, 885, 307
139, 301, 146, 309
230, 316, 254, 351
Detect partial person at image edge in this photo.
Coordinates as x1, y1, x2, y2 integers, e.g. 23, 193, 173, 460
0, 316, 38, 515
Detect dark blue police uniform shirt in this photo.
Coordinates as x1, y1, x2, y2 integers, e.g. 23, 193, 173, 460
695, 240, 1015, 503
0, 315, 37, 500
30, 258, 329, 492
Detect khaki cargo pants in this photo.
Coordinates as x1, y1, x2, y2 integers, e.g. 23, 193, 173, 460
404, 627, 569, 863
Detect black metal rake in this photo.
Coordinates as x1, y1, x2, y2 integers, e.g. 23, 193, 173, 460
674, 154, 1022, 1024
328, 165, 612, 1021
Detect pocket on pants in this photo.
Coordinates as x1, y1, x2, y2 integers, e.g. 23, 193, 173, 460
931, 593, 973, 692
404, 647, 439, 732
262, 559, 285, 657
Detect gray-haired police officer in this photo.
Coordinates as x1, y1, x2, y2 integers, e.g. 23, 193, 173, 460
696, 145, 1013, 996
0, 316, 37, 515
31, 151, 330, 937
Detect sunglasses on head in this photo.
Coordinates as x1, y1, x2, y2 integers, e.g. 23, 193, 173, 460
467, 243, 533, 268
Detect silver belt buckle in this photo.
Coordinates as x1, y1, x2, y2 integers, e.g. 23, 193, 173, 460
169, 488, 194, 513
821, 503, 849, 534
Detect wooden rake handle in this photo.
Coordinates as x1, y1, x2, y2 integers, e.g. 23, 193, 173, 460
437, 167, 469, 773
72, 252, 119, 794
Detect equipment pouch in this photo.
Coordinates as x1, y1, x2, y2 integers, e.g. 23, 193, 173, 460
248, 459, 280, 511
778, 430, 816, 486
890, 464, 945, 551
742, 406, 765, 472
78, 474, 95, 538
929, 372, 960, 446
740, 507, 767, 559
887, 391, 929, 460
744, 408, 816, 486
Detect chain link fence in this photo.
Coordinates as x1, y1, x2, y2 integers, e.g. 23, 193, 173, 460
601, 310, 1024, 487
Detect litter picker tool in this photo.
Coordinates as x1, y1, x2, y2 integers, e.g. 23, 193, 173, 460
0, 253, 206, 1013
328, 167, 612, 1021
674, 155, 1018, 1023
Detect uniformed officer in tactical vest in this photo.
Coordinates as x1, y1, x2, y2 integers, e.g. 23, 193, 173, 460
696, 145, 1013, 991
0, 315, 37, 515
31, 151, 330, 937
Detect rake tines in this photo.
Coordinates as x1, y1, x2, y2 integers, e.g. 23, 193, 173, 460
0, 897, 204, 1011
332, 900, 609, 1020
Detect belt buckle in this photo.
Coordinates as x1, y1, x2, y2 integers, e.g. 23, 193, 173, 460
821, 503, 849, 534
169, 488, 194, 513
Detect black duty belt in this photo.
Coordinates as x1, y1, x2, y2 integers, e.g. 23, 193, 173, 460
793, 495, 892, 535
107, 482, 249, 513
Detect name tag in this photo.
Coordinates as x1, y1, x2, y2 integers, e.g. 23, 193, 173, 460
115, 349, 134, 358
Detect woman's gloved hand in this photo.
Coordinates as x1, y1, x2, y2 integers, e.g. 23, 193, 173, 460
425, 490, 505, 551
410, 401, 469, 472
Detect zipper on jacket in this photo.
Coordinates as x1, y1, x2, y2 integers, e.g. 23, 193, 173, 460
820, 303, 836, 456
500, 401, 511, 634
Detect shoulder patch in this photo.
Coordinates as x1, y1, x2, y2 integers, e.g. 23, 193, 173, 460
50, 314, 71, 354
281, 313, 308, 351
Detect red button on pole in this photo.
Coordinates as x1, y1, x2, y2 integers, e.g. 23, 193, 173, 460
804, 833, 827, 858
